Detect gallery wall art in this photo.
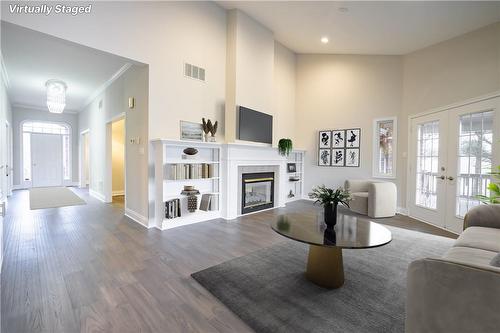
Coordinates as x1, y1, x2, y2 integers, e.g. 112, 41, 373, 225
317, 129, 360, 167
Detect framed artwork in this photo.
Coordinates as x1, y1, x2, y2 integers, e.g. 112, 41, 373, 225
331, 149, 345, 166
287, 163, 297, 173
180, 121, 203, 141
345, 148, 360, 167
319, 131, 332, 148
345, 128, 361, 147
318, 149, 331, 166
331, 130, 345, 148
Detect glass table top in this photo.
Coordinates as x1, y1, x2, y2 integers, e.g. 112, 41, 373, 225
270, 211, 392, 249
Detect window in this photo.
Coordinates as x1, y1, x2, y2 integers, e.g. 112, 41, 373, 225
456, 111, 493, 217
22, 121, 71, 181
415, 121, 439, 210
373, 117, 397, 178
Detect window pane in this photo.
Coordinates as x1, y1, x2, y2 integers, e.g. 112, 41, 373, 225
376, 119, 395, 176
415, 120, 439, 210
63, 135, 70, 180
23, 133, 31, 181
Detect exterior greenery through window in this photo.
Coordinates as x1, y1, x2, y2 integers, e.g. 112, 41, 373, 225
22, 121, 71, 181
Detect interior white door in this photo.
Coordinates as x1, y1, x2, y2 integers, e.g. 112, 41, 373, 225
445, 98, 500, 233
409, 112, 449, 228
31, 133, 63, 187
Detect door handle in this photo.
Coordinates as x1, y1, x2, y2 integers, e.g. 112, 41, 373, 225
447, 176, 454, 181
439, 175, 445, 180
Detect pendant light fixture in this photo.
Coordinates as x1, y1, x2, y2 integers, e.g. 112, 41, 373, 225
45, 79, 67, 113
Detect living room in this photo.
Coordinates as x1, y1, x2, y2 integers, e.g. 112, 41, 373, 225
0, 1, 499, 332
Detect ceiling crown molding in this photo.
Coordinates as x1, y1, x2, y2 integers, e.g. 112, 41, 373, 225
81, 63, 132, 111
12, 102, 79, 114
0, 51, 11, 89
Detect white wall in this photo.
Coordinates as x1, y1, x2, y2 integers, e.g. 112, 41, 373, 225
0, 60, 13, 200
295, 55, 404, 203
11, 106, 79, 187
79, 65, 148, 221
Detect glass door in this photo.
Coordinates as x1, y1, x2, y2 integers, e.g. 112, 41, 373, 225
409, 112, 448, 227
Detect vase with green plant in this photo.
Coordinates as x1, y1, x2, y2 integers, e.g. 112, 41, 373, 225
476, 165, 500, 204
309, 185, 351, 227
278, 138, 293, 156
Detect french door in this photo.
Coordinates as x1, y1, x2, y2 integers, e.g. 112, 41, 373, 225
409, 97, 500, 233
31, 133, 63, 187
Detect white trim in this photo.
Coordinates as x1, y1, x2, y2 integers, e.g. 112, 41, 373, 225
79, 129, 90, 188
0, 51, 10, 89
81, 63, 132, 110
409, 90, 500, 120
125, 208, 151, 228
112, 190, 124, 196
12, 103, 79, 114
397, 207, 408, 216
89, 189, 106, 202
372, 116, 397, 179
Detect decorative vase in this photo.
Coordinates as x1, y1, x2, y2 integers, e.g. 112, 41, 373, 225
324, 203, 338, 228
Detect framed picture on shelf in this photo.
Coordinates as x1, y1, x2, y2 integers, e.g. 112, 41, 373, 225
345, 128, 361, 147
319, 131, 332, 148
331, 130, 345, 148
318, 149, 331, 166
345, 148, 360, 167
287, 163, 297, 173
180, 121, 204, 141
331, 149, 345, 166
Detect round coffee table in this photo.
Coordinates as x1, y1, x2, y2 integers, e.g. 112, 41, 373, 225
270, 212, 392, 289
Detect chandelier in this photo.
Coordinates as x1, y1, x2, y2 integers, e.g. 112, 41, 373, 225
45, 79, 67, 113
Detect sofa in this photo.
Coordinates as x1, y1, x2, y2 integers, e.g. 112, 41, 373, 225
406, 204, 500, 333
344, 179, 397, 218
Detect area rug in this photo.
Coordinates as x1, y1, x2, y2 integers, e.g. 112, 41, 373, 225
192, 226, 454, 333
29, 187, 86, 210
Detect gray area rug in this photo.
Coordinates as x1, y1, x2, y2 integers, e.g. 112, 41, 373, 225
192, 226, 454, 333
29, 186, 86, 210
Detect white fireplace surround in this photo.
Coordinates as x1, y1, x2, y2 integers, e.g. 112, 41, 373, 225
221, 143, 288, 220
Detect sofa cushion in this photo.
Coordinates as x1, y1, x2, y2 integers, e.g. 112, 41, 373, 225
491, 253, 500, 267
350, 192, 368, 214
443, 246, 498, 267
454, 226, 500, 252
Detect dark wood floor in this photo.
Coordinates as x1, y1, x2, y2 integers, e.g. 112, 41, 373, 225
1, 189, 456, 333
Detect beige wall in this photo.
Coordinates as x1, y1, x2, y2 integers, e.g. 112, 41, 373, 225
295, 54, 404, 203
111, 118, 124, 194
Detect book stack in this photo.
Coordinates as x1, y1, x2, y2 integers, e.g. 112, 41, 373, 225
167, 163, 216, 180
165, 199, 181, 219
199, 193, 219, 211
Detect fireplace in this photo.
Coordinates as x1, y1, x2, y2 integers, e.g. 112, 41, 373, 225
241, 172, 275, 214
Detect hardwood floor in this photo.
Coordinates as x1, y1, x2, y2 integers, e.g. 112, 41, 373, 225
1, 189, 456, 333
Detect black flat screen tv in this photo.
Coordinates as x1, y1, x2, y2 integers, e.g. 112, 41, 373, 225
238, 106, 273, 144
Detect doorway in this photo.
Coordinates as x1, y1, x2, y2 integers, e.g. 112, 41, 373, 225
408, 97, 500, 233
110, 117, 125, 205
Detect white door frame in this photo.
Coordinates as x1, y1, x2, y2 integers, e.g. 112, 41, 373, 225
406, 91, 500, 233
5, 120, 12, 196
105, 113, 126, 205
79, 129, 90, 188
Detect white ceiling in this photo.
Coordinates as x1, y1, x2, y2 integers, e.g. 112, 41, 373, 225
218, 1, 500, 54
1, 22, 132, 113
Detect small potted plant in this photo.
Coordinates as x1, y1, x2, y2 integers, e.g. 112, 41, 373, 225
309, 185, 351, 228
278, 138, 293, 156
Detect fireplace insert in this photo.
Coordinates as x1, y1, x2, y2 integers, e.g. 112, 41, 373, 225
241, 172, 275, 214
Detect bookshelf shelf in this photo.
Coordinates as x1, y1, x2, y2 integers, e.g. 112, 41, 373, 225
285, 150, 305, 203
153, 140, 222, 230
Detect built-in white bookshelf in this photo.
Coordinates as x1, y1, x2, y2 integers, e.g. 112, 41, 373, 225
152, 139, 222, 230
285, 150, 305, 202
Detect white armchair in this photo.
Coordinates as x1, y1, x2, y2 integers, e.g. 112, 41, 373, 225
344, 180, 397, 218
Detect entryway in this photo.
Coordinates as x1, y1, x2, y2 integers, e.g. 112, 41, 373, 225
109, 116, 125, 205
408, 97, 500, 233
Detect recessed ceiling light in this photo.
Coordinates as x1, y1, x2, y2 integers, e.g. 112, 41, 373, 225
321, 36, 329, 44
338, 7, 348, 13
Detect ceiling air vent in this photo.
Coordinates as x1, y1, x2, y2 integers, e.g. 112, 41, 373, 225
184, 62, 205, 82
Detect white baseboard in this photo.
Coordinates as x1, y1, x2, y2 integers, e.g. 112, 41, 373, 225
397, 207, 408, 215
112, 190, 125, 196
89, 189, 106, 202
13, 184, 24, 190
125, 208, 152, 228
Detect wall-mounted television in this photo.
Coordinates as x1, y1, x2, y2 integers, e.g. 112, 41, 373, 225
238, 106, 273, 144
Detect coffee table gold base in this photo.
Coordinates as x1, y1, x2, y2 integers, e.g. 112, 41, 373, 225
305, 245, 344, 289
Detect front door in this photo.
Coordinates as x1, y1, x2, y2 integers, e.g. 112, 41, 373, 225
409, 97, 500, 233
31, 133, 63, 187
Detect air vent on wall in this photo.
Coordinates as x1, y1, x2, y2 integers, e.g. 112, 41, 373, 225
184, 62, 205, 82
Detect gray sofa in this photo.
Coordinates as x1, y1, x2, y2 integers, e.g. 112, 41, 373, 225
405, 204, 500, 333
